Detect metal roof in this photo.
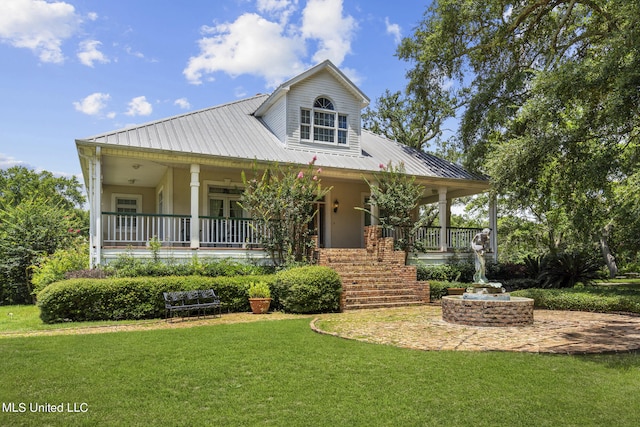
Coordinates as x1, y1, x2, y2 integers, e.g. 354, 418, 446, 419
77, 93, 487, 183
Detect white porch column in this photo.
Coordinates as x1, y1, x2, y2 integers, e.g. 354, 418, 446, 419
93, 147, 102, 268
190, 164, 200, 249
438, 188, 449, 252
489, 193, 498, 260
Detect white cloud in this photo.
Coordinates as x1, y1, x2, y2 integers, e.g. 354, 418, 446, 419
301, 0, 356, 65
77, 39, 109, 67
174, 98, 191, 109
184, 13, 306, 88
257, 0, 298, 23
0, 0, 81, 63
183, 0, 356, 88
0, 153, 29, 169
87, 12, 98, 21
384, 17, 401, 44
126, 96, 152, 116
73, 92, 111, 116
125, 45, 145, 59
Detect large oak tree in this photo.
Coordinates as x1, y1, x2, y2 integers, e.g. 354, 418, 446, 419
397, 0, 640, 273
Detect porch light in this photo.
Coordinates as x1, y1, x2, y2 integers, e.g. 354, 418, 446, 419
333, 199, 339, 213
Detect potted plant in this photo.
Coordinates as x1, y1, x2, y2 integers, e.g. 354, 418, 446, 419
248, 281, 272, 314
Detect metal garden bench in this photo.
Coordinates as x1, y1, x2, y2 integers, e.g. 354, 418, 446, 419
163, 289, 222, 321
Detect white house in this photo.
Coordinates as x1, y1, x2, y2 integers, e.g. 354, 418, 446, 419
76, 60, 495, 267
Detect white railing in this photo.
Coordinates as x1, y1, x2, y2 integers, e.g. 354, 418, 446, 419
199, 216, 264, 248
102, 212, 191, 246
382, 226, 481, 252
102, 212, 264, 247
447, 227, 480, 250
102, 212, 480, 252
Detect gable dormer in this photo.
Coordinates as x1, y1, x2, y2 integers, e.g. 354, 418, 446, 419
255, 60, 369, 157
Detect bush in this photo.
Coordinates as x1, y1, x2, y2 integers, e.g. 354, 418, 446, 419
273, 266, 342, 313
37, 275, 275, 323
427, 281, 468, 300
417, 264, 457, 281
511, 287, 640, 314
502, 278, 540, 292
538, 252, 603, 288
106, 254, 270, 278
31, 238, 89, 294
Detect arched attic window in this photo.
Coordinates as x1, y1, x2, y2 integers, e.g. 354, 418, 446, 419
300, 96, 348, 145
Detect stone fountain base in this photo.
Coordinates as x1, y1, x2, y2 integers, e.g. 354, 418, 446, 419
442, 295, 534, 327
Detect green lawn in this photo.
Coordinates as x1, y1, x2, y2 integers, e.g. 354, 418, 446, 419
1, 310, 639, 426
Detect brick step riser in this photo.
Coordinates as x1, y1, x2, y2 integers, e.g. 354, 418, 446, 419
345, 301, 425, 310
340, 280, 416, 286
344, 292, 421, 299
345, 295, 422, 306
343, 284, 419, 290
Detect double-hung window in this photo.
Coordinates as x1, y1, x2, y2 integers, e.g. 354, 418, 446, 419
301, 97, 348, 146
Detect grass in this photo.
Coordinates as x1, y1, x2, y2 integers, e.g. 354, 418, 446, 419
1, 308, 640, 426
0, 305, 158, 334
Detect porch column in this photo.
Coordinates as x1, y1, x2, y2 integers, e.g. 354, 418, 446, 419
93, 147, 102, 268
438, 188, 449, 252
489, 193, 498, 260
190, 164, 200, 249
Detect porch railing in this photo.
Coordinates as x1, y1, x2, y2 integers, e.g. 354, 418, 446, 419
102, 212, 264, 247
382, 226, 482, 251
199, 216, 266, 248
102, 212, 480, 251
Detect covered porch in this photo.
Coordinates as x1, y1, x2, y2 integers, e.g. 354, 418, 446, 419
79, 148, 496, 266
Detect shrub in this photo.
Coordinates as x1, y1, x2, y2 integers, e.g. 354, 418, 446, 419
427, 281, 468, 300
31, 238, 89, 294
273, 266, 342, 313
248, 281, 271, 298
501, 278, 539, 292
106, 255, 269, 278
538, 252, 603, 288
511, 287, 640, 314
37, 275, 275, 323
417, 264, 457, 281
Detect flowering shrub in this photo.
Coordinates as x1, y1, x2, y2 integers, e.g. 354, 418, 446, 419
241, 158, 331, 266
363, 161, 425, 255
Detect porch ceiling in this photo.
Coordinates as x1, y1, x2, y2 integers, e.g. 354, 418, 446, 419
102, 156, 168, 187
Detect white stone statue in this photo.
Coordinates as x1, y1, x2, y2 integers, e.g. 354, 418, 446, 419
471, 228, 491, 284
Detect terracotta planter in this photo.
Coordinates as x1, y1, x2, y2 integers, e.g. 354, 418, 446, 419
249, 298, 272, 314
447, 287, 466, 296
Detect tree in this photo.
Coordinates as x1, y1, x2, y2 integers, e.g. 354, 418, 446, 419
362, 162, 425, 257
0, 166, 86, 304
241, 158, 331, 266
0, 197, 84, 303
398, 0, 640, 273
0, 166, 85, 210
362, 89, 453, 152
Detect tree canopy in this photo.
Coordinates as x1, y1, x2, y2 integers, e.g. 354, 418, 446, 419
397, 0, 640, 269
0, 166, 86, 304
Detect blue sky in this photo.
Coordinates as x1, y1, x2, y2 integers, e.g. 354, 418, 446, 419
0, 0, 431, 180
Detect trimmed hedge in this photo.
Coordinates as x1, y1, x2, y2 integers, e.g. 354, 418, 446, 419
37, 275, 275, 323
273, 266, 342, 313
511, 287, 640, 314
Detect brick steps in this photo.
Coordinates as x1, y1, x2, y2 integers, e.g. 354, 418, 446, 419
318, 226, 430, 311
346, 301, 425, 310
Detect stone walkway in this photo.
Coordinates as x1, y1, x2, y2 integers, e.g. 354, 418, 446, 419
312, 306, 640, 354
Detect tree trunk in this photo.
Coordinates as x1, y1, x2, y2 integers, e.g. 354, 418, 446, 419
600, 225, 618, 279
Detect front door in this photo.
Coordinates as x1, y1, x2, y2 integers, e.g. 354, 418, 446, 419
208, 188, 244, 245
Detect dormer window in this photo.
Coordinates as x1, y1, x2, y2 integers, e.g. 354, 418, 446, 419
301, 97, 348, 145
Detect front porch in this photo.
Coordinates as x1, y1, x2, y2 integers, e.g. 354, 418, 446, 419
97, 211, 486, 264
